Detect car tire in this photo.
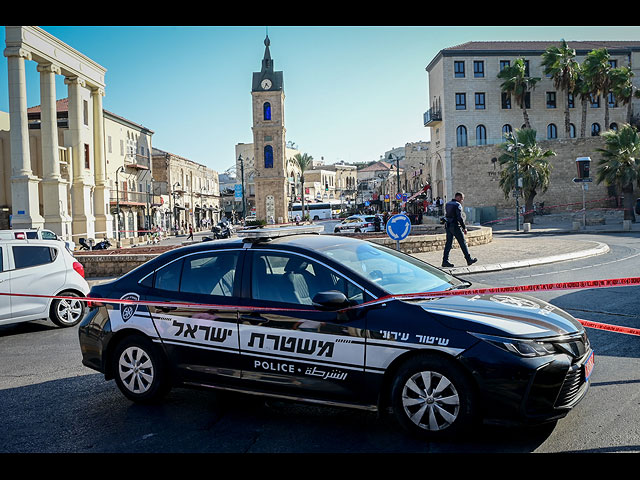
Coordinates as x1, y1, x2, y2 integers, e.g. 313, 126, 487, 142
334, 228, 340, 233
49, 291, 85, 327
354, 228, 361, 233
390, 355, 477, 439
112, 335, 171, 403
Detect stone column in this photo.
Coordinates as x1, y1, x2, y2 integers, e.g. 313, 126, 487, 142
65, 75, 95, 242
4, 46, 44, 229
91, 87, 113, 240
38, 62, 72, 239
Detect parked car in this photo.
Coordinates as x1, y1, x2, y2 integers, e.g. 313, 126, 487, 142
0, 228, 75, 252
333, 215, 378, 233
0, 237, 89, 327
78, 225, 593, 438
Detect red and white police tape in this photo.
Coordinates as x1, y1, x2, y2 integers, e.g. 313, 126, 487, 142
1, 276, 640, 336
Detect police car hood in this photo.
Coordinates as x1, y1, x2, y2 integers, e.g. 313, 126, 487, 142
414, 293, 583, 339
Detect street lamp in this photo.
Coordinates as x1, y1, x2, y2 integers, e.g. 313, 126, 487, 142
171, 181, 181, 232
507, 141, 524, 231
388, 153, 404, 211
238, 154, 246, 222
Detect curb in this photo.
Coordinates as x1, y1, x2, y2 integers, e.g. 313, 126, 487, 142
443, 241, 610, 275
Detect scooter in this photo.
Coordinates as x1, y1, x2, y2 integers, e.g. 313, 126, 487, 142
211, 221, 233, 239
79, 238, 111, 250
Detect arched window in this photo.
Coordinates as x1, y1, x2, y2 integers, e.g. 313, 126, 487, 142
547, 123, 557, 139
263, 102, 271, 121
610, 123, 618, 131
591, 123, 601, 136
502, 124, 512, 137
569, 123, 576, 138
456, 125, 467, 147
476, 125, 487, 145
264, 145, 274, 168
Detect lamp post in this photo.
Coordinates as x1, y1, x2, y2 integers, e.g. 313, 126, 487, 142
507, 141, 524, 231
388, 153, 404, 211
171, 182, 181, 233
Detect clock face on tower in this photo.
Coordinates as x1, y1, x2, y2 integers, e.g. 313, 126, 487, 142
261, 79, 272, 90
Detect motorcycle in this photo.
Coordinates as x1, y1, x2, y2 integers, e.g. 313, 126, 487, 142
79, 238, 111, 250
211, 221, 233, 239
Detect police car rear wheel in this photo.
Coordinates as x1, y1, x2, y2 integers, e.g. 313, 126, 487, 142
50, 291, 85, 327
391, 356, 476, 438
113, 335, 170, 403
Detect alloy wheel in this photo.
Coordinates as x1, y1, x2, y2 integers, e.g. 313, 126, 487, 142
55, 297, 83, 325
118, 346, 155, 394
401, 370, 460, 431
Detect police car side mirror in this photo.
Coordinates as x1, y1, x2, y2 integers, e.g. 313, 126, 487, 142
312, 291, 349, 311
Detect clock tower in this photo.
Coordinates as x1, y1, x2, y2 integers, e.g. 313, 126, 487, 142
251, 34, 288, 223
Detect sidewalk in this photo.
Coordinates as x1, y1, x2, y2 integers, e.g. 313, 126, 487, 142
420, 215, 639, 275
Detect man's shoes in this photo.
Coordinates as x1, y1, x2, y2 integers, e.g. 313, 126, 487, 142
466, 257, 478, 266
442, 261, 454, 268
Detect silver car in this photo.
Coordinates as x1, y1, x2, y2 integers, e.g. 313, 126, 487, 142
334, 215, 379, 233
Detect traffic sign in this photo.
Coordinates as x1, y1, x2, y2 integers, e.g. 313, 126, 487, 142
386, 214, 411, 243
395, 193, 402, 200
573, 177, 593, 183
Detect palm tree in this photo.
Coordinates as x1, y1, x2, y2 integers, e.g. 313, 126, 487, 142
497, 58, 541, 129
582, 48, 612, 131
609, 65, 640, 125
595, 124, 640, 222
541, 40, 579, 137
498, 129, 556, 224
290, 152, 313, 220
575, 64, 593, 138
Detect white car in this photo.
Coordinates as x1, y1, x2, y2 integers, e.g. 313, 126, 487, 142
0, 237, 89, 327
334, 215, 379, 233
0, 228, 75, 252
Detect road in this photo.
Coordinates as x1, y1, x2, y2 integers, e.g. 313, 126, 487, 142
0, 232, 638, 453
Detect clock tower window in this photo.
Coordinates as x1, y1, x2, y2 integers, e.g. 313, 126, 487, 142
263, 102, 271, 121
264, 145, 274, 168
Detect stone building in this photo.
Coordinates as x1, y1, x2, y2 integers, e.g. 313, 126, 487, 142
151, 148, 221, 233
423, 40, 640, 208
1, 26, 109, 242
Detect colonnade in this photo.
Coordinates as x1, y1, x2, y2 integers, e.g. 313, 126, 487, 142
3, 26, 112, 241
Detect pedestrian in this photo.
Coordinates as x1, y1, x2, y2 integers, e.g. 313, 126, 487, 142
187, 224, 194, 241
374, 214, 381, 232
442, 192, 477, 268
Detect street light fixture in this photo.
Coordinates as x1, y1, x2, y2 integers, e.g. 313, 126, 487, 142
115, 166, 124, 245
388, 153, 404, 211
507, 141, 524, 231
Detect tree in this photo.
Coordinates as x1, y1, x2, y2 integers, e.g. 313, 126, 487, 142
609, 65, 640, 125
290, 152, 313, 220
498, 129, 555, 224
575, 64, 593, 138
595, 124, 640, 222
541, 40, 579, 137
497, 58, 541, 129
582, 48, 612, 131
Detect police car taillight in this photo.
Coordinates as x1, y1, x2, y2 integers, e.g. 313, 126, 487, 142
86, 292, 103, 308
73, 261, 85, 278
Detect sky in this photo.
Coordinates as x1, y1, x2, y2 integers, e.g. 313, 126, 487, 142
2, 25, 640, 174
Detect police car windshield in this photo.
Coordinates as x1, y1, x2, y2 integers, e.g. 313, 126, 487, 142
319, 241, 461, 294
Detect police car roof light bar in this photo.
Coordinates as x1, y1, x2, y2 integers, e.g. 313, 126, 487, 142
237, 224, 324, 242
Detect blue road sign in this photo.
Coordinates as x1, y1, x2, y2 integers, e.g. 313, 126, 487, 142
386, 214, 411, 241
395, 193, 402, 200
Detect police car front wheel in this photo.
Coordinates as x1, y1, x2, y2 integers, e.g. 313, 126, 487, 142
112, 335, 171, 403
390, 355, 477, 438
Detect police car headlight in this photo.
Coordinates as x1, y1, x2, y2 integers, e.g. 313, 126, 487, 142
470, 332, 558, 357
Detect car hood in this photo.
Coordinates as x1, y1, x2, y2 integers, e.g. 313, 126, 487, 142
414, 292, 583, 339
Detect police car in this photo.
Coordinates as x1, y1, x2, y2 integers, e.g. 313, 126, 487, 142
78, 225, 593, 438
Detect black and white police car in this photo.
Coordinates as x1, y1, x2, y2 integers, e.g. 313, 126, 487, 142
78, 225, 593, 438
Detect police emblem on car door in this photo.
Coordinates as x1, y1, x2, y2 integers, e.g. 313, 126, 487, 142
239, 250, 369, 402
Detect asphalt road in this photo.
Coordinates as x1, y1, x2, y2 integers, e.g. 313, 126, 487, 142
1, 232, 638, 453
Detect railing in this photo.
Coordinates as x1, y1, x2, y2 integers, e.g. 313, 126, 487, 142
423, 108, 442, 126
110, 191, 161, 205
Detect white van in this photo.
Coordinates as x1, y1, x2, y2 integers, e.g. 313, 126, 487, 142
0, 237, 89, 327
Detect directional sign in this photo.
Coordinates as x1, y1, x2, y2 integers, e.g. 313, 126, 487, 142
386, 214, 411, 242
573, 177, 593, 183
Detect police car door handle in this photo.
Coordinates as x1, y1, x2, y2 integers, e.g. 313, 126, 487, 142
240, 313, 269, 324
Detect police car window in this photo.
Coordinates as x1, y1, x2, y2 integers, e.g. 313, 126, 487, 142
26, 232, 38, 239
180, 251, 239, 296
154, 258, 184, 292
12, 246, 54, 269
41, 231, 57, 240
251, 251, 365, 305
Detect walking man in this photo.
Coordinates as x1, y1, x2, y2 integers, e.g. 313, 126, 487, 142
442, 192, 477, 268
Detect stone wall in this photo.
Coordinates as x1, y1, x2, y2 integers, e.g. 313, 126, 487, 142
77, 253, 157, 277
450, 136, 630, 210
367, 226, 492, 254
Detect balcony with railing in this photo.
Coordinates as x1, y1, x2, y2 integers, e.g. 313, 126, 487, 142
110, 190, 161, 206
423, 107, 442, 126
